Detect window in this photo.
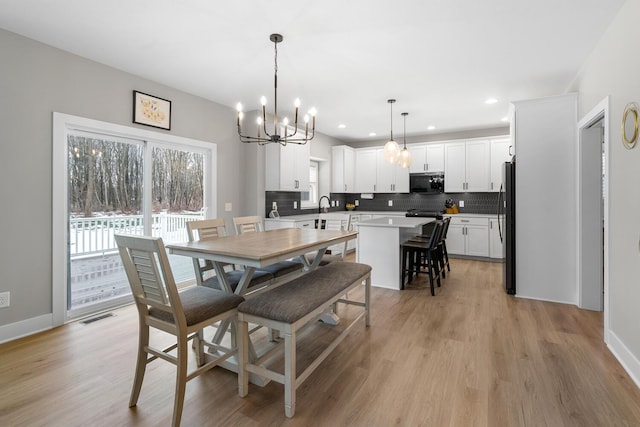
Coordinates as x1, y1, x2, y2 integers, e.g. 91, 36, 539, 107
301, 160, 319, 208
53, 113, 216, 323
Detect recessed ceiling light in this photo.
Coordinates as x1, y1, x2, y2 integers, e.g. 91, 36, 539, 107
501, 116, 509, 122
338, 124, 346, 129
485, 98, 498, 105
427, 125, 435, 131
369, 132, 377, 137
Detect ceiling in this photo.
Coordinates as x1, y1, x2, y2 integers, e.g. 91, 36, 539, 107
0, 0, 626, 142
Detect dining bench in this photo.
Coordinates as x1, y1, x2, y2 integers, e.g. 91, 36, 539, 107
236, 261, 372, 417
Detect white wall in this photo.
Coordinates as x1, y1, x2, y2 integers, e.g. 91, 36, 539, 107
571, 0, 640, 385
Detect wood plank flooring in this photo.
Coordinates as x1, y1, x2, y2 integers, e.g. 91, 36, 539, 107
2, 258, 640, 426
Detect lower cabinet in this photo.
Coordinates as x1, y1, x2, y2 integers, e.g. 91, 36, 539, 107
489, 218, 505, 259
446, 216, 489, 257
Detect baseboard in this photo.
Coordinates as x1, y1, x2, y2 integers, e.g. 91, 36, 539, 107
607, 330, 640, 390
0, 314, 53, 344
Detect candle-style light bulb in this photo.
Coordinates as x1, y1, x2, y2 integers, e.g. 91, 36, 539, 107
260, 96, 267, 106
236, 102, 243, 112
294, 98, 301, 108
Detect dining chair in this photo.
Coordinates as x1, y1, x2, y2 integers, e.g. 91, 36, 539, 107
115, 234, 244, 427
306, 212, 352, 266
232, 215, 304, 277
186, 219, 273, 292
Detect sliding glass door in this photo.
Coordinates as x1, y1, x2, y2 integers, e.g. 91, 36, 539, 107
54, 113, 216, 322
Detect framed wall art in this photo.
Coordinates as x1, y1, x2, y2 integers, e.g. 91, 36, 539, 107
133, 91, 171, 130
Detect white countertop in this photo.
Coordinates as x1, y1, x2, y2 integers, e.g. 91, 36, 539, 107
357, 216, 435, 228
265, 211, 498, 222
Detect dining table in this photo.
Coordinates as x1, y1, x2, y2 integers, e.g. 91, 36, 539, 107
166, 226, 358, 385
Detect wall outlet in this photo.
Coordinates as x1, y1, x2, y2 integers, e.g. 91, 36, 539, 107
336, 200, 339, 207
355, 200, 359, 206
459, 200, 464, 208
0, 292, 9, 308
331, 200, 336, 207
272, 201, 277, 210
225, 202, 233, 212
293, 201, 298, 209
388, 200, 393, 207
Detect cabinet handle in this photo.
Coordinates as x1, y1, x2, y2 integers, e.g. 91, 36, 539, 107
425, 163, 428, 171
344, 184, 347, 192
374, 184, 376, 191
508, 145, 513, 156
491, 182, 494, 190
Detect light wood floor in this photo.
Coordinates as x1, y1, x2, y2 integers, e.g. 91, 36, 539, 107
2, 258, 640, 426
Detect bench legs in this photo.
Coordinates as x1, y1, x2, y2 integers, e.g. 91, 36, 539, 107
284, 330, 296, 417
237, 320, 249, 398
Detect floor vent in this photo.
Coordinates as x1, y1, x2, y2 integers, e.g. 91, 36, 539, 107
80, 313, 114, 325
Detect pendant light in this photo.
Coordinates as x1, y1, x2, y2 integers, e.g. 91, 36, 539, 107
398, 112, 412, 168
383, 99, 400, 163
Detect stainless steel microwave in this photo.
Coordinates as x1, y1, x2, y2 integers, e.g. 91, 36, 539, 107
409, 172, 444, 194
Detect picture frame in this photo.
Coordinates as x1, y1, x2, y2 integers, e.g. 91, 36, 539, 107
133, 90, 171, 130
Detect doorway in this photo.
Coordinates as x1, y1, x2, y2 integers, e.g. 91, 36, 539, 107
577, 97, 609, 326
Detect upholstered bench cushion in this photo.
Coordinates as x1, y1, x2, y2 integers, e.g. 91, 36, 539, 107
203, 269, 273, 292
150, 286, 244, 326
259, 260, 305, 277
238, 262, 371, 324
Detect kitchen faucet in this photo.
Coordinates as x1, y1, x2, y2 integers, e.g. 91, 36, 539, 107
318, 195, 331, 213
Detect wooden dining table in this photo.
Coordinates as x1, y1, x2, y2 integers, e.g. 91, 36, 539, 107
167, 227, 358, 295
166, 227, 358, 385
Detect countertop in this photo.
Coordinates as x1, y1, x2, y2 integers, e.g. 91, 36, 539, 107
265, 211, 498, 222
356, 216, 435, 228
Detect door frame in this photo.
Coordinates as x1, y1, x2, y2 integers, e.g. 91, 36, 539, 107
52, 113, 217, 325
576, 97, 610, 337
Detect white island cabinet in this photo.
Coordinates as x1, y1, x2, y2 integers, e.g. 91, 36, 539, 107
357, 216, 435, 290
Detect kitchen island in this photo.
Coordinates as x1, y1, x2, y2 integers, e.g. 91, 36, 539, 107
357, 216, 435, 290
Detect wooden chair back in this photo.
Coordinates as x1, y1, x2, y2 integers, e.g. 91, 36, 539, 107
115, 234, 183, 328
186, 218, 229, 285
318, 213, 352, 260
233, 215, 264, 235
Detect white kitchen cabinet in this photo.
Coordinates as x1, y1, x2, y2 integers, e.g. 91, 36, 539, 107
331, 145, 355, 193
408, 143, 444, 173
444, 140, 490, 192
375, 149, 409, 192
355, 148, 408, 193
489, 137, 511, 192
265, 141, 310, 191
446, 216, 489, 257
355, 149, 377, 193
489, 218, 505, 258
265, 217, 315, 230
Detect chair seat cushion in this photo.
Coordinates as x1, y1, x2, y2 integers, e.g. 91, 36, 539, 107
150, 286, 244, 326
259, 260, 304, 277
238, 262, 371, 324
202, 269, 273, 292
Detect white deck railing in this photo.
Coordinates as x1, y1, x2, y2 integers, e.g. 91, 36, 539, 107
69, 212, 204, 258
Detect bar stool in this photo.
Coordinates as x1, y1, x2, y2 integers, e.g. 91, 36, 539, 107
401, 221, 443, 295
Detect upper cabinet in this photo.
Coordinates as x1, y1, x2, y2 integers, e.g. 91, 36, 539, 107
354, 149, 377, 193
408, 143, 444, 173
376, 150, 409, 193
444, 139, 490, 192
331, 145, 355, 193
354, 148, 408, 193
489, 137, 512, 192
265, 141, 310, 191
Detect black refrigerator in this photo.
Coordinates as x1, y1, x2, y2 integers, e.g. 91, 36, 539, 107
499, 161, 516, 294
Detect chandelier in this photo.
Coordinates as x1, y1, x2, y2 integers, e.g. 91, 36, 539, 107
383, 99, 400, 163
236, 33, 316, 145
398, 112, 412, 168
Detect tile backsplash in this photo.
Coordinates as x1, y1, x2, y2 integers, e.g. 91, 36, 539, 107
266, 191, 502, 217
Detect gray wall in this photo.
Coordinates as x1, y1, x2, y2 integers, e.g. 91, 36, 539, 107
0, 27, 345, 335
570, 0, 640, 380
0, 28, 241, 329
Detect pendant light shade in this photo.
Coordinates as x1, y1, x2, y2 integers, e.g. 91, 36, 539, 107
383, 99, 400, 163
398, 112, 412, 168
